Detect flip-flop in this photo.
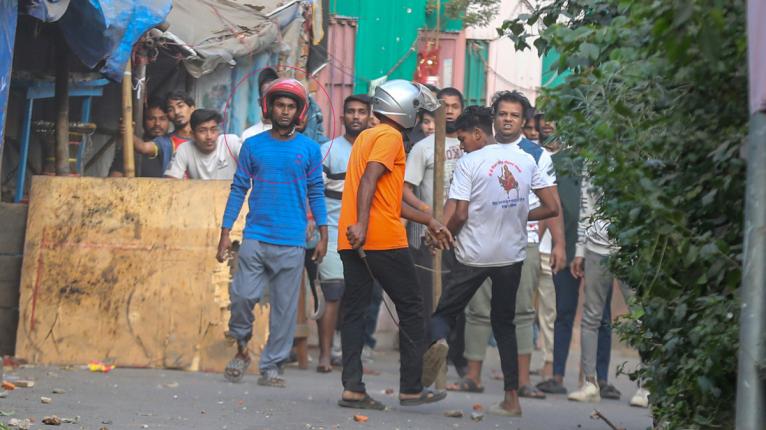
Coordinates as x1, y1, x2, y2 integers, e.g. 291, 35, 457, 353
446, 377, 484, 393
316, 365, 332, 373
421, 342, 448, 387
224, 355, 251, 383
337, 394, 386, 411
399, 388, 447, 406
518, 384, 547, 399
488, 403, 522, 417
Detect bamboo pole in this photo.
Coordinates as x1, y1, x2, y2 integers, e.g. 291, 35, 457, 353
54, 37, 70, 176
432, 104, 446, 308
122, 59, 135, 178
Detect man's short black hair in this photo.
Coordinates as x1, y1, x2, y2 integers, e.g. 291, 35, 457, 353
165, 91, 195, 109
455, 106, 493, 136
190, 109, 222, 131
437, 87, 464, 109
146, 96, 166, 112
491, 90, 532, 121
258, 67, 279, 93
344, 94, 371, 111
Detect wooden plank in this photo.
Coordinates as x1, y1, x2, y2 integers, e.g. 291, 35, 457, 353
15, 176, 269, 373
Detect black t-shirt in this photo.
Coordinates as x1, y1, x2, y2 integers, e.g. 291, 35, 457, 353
110, 142, 166, 177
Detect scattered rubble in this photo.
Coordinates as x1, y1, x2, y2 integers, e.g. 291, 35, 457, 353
352, 415, 368, 423
41, 396, 52, 404
444, 410, 464, 418
42, 415, 62, 425
470, 411, 484, 422
7, 418, 32, 429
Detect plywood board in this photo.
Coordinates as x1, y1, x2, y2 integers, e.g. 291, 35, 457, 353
15, 176, 269, 373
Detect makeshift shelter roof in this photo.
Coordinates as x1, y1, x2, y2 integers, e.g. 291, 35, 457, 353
20, 0, 173, 82
159, 0, 302, 78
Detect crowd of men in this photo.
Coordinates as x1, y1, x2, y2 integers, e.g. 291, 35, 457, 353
114, 68, 650, 416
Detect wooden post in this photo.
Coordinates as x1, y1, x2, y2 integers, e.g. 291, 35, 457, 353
122, 59, 135, 177
432, 104, 446, 309
54, 37, 70, 176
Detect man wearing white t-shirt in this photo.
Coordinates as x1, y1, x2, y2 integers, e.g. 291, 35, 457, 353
422, 106, 559, 417
165, 109, 242, 180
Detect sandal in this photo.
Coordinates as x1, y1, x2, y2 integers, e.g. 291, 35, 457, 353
316, 365, 332, 373
224, 354, 251, 383
421, 341, 448, 387
518, 384, 546, 399
488, 403, 522, 417
257, 371, 286, 388
446, 377, 484, 393
399, 388, 447, 406
337, 394, 386, 411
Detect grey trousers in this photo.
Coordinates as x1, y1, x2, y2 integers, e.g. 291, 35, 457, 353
580, 249, 633, 378
228, 239, 305, 372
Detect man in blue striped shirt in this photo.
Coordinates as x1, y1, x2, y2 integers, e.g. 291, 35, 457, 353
216, 78, 328, 388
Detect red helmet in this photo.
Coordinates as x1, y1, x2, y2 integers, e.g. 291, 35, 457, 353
261, 78, 309, 124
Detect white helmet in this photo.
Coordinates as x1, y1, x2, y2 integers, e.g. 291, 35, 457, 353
372, 80, 440, 129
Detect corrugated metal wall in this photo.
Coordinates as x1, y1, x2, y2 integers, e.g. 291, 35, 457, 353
330, 0, 427, 93
417, 30, 467, 91
464, 40, 488, 106
465, 0, 541, 104
315, 16, 358, 139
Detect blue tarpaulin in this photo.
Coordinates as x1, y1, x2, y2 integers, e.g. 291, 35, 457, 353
0, 0, 18, 150
22, 0, 172, 82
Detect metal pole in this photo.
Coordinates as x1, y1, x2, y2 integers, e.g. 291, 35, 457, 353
431, 104, 446, 308
736, 111, 766, 430
122, 59, 135, 178
54, 36, 70, 176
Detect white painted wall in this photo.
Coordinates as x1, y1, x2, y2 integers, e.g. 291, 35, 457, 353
466, 0, 541, 104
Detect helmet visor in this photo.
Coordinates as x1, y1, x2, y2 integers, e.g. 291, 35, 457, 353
413, 83, 440, 112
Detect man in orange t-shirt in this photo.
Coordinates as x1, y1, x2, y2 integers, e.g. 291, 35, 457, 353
336, 80, 453, 410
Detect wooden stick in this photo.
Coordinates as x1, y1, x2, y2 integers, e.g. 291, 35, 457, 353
432, 104, 446, 309
122, 59, 135, 178
54, 37, 70, 176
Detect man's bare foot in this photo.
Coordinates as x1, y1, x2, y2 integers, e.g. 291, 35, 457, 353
342, 390, 366, 401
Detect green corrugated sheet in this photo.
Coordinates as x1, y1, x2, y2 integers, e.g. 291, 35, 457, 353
541, 49, 571, 88
331, 0, 428, 93
425, 4, 463, 32
464, 40, 488, 106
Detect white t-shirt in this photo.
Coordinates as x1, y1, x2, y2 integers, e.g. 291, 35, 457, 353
500, 136, 557, 244
240, 122, 272, 142
404, 134, 463, 244
449, 144, 553, 267
164, 134, 242, 180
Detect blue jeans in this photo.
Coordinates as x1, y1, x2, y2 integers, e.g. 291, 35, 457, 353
552, 268, 612, 382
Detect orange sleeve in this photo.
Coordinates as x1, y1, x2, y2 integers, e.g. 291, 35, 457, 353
367, 132, 401, 172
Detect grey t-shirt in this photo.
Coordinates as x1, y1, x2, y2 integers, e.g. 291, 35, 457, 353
164, 134, 241, 180
404, 134, 463, 245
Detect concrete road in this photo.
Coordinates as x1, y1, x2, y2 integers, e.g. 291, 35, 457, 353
1, 348, 652, 430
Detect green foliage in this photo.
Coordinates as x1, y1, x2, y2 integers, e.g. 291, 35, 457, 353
502, 0, 747, 428
428, 0, 501, 28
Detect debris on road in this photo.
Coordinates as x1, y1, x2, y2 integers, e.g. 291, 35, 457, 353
88, 361, 115, 373
443, 410, 464, 418
61, 416, 79, 424
51, 388, 65, 394
353, 415, 368, 423
14, 381, 34, 388
7, 418, 32, 429
1, 381, 15, 391
42, 415, 62, 425
470, 411, 484, 422
0, 410, 15, 416
591, 409, 626, 430
472, 403, 484, 412
162, 382, 179, 389
40, 396, 52, 404
0, 391, 7, 398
